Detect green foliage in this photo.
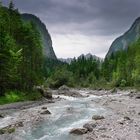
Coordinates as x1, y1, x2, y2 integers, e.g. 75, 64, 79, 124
120, 79, 127, 87
103, 38, 140, 88
47, 67, 74, 88
46, 57, 102, 88
0, 90, 42, 105
0, 3, 44, 96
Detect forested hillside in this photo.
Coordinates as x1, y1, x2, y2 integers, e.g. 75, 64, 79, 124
46, 17, 140, 89
103, 39, 140, 87
21, 13, 57, 59
0, 1, 140, 105
0, 2, 43, 98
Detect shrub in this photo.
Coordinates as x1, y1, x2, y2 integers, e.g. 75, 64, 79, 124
120, 79, 127, 87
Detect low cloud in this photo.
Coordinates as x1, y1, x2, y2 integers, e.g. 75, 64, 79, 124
3, 0, 140, 58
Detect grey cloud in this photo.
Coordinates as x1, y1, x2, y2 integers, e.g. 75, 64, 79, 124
3, 0, 140, 36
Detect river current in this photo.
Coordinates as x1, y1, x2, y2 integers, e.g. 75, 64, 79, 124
24, 92, 106, 140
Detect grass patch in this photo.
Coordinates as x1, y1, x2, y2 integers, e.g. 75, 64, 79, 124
0, 90, 42, 105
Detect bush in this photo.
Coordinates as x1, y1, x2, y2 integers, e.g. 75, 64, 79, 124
120, 79, 127, 87
47, 68, 74, 88
0, 90, 42, 105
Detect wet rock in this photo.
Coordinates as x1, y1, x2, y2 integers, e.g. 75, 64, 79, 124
40, 110, 51, 115
124, 116, 131, 120
92, 115, 105, 120
47, 100, 55, 103
70, 128, 88, 135
43, 90, 52, 99
135, 95, 140, 99
0, 113, 5, 118
42, 106, 47, 110
14, 122, 24, 127
111, 88, 117, 93
98, 127, 107, 131
58, 90, 82, 97
101, 134, 111, 138
36, 86, 52, 99
59, 85, 70, 91
90, 122, 97, 128
83, 123, 93, 132
118, 119, 125, 125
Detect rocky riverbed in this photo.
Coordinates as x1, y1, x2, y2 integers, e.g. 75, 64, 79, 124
0, 88, 140, 140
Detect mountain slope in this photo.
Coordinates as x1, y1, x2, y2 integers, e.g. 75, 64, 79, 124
22, 13, 57, 59
106, 17, 140, 57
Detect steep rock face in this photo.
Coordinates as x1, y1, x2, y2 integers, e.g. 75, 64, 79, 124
22, 13, 57, 59
106, 17, 140, 57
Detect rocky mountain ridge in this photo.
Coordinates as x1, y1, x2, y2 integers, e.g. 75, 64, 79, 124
22, 13, 57, 59
106, 17, 140, 57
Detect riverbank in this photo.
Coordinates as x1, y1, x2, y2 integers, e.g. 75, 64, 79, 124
0, 89, 140, 140
83, 90, 140, 140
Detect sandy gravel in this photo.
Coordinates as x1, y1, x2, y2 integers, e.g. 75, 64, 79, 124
83, 90, 140, 140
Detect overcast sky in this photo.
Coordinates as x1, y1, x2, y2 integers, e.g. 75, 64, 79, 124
3, 0, 140, 58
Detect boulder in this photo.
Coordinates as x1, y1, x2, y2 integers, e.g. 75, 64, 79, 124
124, 116, 131, 120
83, 123, 93, 132
135, 94, 140, 99
92, 115, 105, 120
70, 128, 88, 135
58, 90, 83, 97
43, 90, 52, 99
0, 113, 5, 118
59, 85, 70, 91
40, 110, 51, 115
36, 86, 52, 99
42, 106, 47, 110
111, 88, 117, 93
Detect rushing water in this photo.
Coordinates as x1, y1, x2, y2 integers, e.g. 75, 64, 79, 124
23, 93, 106, 140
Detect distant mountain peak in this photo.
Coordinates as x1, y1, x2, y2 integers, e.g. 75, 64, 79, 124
59, 53, 102, 64
78, 53, 101, 60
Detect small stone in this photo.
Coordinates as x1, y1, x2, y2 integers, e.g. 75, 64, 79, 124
0, 114, 5, 118
118, 120, 124, 125
15, 122, 24, 127
98, 127, 107, 131
42, 107, 47, 110
124, 116, 131, 120
59, 85, 70, 91
135, 95, 140, 99
138, 112, 140, 115
92, 115, 105, 120
40, 110, 51, 115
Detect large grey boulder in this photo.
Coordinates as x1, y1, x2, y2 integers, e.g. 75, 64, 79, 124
70, 128, 88, 135
36, 86, 52, 99
58, 85, 70, 91
83, 123, 93, 132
